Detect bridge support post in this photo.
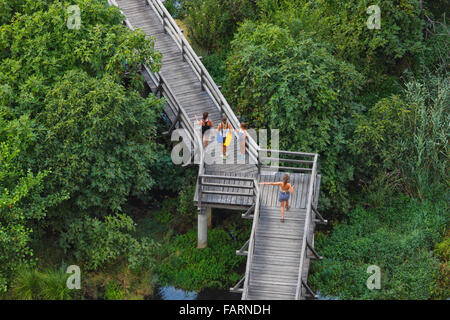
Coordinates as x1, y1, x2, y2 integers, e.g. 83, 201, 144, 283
197, 207, 209, 249
207, 207, 212, 228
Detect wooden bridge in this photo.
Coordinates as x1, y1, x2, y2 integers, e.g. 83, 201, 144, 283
109, 0, 327, 300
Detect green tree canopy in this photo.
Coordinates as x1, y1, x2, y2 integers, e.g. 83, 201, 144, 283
0, 0, 166, 291
226, 21, 364, 211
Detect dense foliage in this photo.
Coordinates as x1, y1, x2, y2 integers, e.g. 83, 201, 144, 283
309, 196, 448, 299
226, 21, 364, 212
0, 114, 63, 292
59, 213, 159, 271
177, 0, 449, 299
0, 0, 164, 292
157, 228, 248, 291
354, 73, 449, 200
182, 0, 257, 52
1, 0, 448, 300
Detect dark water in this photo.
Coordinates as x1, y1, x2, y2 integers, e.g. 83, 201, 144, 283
153, 286, 339, 300
152, 285, 241, 300
316, 291, 339, 300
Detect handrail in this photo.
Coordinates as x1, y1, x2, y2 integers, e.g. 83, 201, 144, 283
112, 0, 321, 300
241, 179, 260, 300
294, 154, 318, 299
259, 148, 316, 174
146, 0, 260, 165
107, 0, 204, 175
108, 0, 135, 30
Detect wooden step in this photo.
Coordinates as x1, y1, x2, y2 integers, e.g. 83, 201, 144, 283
255, 230, 303, 240
254, 235, 302, 248
247, 291, 295, 300
253, 246, 301, 258
249, 269, 299, 283
252, 254, 300, 267
248, 281, 297, 296
257, 222, 303, 233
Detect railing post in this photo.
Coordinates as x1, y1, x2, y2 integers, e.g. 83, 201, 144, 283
219, 100, 223, 116
162, 10, 166, 33
157, 75, 163, 97
257, 149, 261, 176
200, 68, 204, 91
181, 40, 185, 61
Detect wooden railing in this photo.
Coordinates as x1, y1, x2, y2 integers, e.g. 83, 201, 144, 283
108, 0, 205, 173
258, 149, 317, 174
145, 0, 259, 165
197, 174, 258, 209
241, 180, 261, 299
111, 0, 323, 300
294, 154, 319, 299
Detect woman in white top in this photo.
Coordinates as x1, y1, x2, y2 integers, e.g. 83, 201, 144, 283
217, 116, 232, 159
235, 122, 247, 161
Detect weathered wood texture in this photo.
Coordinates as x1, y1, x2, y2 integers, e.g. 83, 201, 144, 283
113, 0, 323, 301
245, 174, 320, 300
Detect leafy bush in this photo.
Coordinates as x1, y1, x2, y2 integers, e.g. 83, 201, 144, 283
164, 0, 185, 19
127, 237, 160, 272
226, 21, 364, 212
9, 267, 72, 300
104, 281, 125, 300
34, 70, 164, 215
154, 180, 198, 233
0, 0, 164, 220
309, 196, 448, 299
183, 0, 256, 52
156, 228, 246, 291
59, 214, 159, 272
202, 52, 228, 87
435, 234, 450, 262
59, 214, 136, 271
295, 0, 425, 75
354, 73, 449, 199
0, 114, 66, 292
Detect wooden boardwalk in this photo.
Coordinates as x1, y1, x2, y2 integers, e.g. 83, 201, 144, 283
246, 173, 321, 299
111, 0, 326, 300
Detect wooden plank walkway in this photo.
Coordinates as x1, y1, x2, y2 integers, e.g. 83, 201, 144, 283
112, 0, 324, 300
116, 0, 257, 198
246, 173, 320, 300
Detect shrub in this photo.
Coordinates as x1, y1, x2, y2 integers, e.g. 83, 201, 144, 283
296, 0, 425, 75
9, 267, 72, 300
156, 228, 246, 291
0, 0, 164, 221
104, 281, 125, 300
309, 196, 448, 299
0, 114, 65, 292
435, 234, 450, 262
183, 0, 256, 52
59, 213, 159, 272
225, 21, 364, 212
354, 73, 449, 199
153, 181, 198, 233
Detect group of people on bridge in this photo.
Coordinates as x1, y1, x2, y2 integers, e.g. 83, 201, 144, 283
195, 112, 248, 160
195, 112, 294, 222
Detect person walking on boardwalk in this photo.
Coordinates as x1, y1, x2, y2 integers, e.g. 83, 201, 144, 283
217, 116, 232, 159
259, 174, 294, 222
235, 122, 247, 161
195, 112, 213, 147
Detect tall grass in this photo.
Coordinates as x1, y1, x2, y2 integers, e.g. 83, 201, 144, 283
404, 74, 449, 199
9, 267, 72, 300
